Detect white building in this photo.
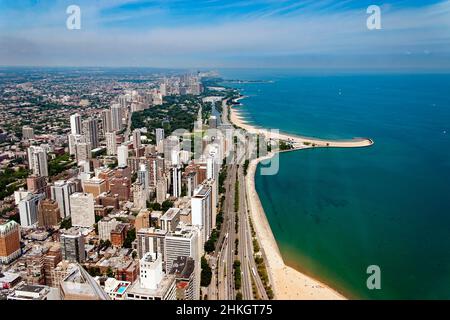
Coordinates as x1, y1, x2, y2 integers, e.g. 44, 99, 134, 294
171, 166, 182, 198
70, 113, 82, 135
98, 217, 119, 241
22, 126, 34, 140
68, 134, 85, 156
70, 193, 95, 228
191, 183, 213, 245
105, 132, 117, 156
117, 145, 129, 168
18, 193, 45, 227
126, 252, 176, 300
51, 180, 77, 219
28, 146, 48, 177
164, 225, 201, 299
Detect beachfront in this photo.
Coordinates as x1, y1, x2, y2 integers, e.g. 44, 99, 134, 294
230, 102, 373, 300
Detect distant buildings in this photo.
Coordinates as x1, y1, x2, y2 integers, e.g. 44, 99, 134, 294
70, 193, 95, 228
22, 126, 34, 140
0, 219, 21, 264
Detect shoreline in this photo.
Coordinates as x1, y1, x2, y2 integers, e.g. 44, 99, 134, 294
230, 102, 373, 300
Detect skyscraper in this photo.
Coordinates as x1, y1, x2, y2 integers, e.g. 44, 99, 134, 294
101, 109, 113, 134
117, 145, 129, 168
111, 104, 123, 132
70, 193, 95, 228
18, 193, 45, 227
155, 128, 165, 151
164, 225, 201, 299
191, 183, 213, 245
28, 146, 48, 177
68, 134, 85, 156
51, 180, 76, 219
137, 163, 149, 194
70, 113, 82, 135
172, 166, 182, 198
82, 118, 99, 149
105, 132, 117, 156
133, 129, 141, 152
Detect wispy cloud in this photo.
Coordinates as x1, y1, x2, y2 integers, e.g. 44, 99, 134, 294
0, 0, 449, 68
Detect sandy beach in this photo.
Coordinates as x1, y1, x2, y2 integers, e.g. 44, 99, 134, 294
229, 102, 374, 300
230, 103, 374, 149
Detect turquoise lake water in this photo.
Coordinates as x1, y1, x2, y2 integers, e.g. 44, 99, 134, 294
219, 69, 450, 299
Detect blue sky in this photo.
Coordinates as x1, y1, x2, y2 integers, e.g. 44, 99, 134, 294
0, 0, 449, 69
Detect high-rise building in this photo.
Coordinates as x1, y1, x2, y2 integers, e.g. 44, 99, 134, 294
117, 145, 129, 168
155, 128, 165, 152
82, 178, 107, 198
135, 209, 150, 231
82, 118, 99, 149
164, 225, 201, 299
137, 164, 149, 195
70, 113, 82, 135
156, 179, 167, 204
51, 180, 77, 219
171, 166, 182, 198
22, 126, 34, 140
136, 228, 167, 259
28, 146, 48, 177
133, 129, 141, 153
191, 183, 213, 244
37, 199, 61, 228
27, 175, 47, 194
68, 134, 85, 156
109, 177, 131, 201
169, 256, 197, 300
111, 104, 123, 132
132, 181, 146, 210
98, 217, 119, 241
75, 142, 91, 163
0, 219, 21, 264
126, 252, 176, 300
101, 109, 113, 134
18, 193, 45, 227
60, 228, 85, 263
70, 193, 95, 228
105, 132, 117, 156
160, 208, 180, 233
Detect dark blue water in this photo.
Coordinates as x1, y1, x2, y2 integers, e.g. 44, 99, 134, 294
220, 69, 450, 299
